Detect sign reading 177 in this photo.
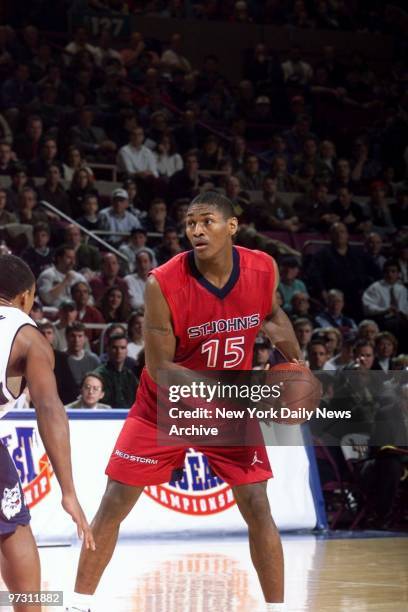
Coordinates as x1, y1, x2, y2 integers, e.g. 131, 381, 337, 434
81, 13, 130, 38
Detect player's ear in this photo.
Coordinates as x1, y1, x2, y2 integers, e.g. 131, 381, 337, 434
228, 216, 238, 236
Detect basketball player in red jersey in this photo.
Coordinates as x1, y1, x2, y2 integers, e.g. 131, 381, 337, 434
70, 192, 302, 611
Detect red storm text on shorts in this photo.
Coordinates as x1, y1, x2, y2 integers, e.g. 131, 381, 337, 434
114, 449, 159, 464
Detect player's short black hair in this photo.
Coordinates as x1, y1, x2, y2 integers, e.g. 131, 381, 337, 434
0, 255, 35, 300
189, 191, 235, 219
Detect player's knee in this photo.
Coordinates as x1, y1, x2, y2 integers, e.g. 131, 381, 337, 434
97, 481, 137, 524
239, 491, 272, 528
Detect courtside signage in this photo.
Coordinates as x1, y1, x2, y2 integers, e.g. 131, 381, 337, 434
144, 449, 235, 515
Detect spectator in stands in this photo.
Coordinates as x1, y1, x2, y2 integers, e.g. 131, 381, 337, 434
362, 260, 408, 347
6, 165, 30, 211
281, 46, 313, 85
125, 249, 153, 310
253, 176, 299, 231
28, 137, 61, 178
1, 63, 37, 114
99, 285, 131, 324
99, 188, 141, 244
168, 152, 203, 201
13, 115, 43, 164
253, 337, 272, 369
93, 333, 138, 409
323, 333, 356, 371
116, 127, 158, 178
0, 141, 16, 175
320, 327, 342, 360
314, 289, 357, 333
330, 186, 368, 233
237, 154, 264, 191
76, 193, 104, 233
161, 33, 192, 75
64, 224, 101, 272
65, 322, 100, 387
198, 135, 223, 171
38, 164, 71, 216
318, 140, 337, 180
306, 222, 379, 317
154, 227, 183, 265
229, 136, 247, 171
373, 332, 398, 372
93, 29, 122, 68
351, 138, 381, 187
270, 156, 298, 192
283, 114, 315, 156
290, 291, 311, 321
293, 181, 336, 231
70, 107, 117, 161
17, 187, 49, 226
391, 189, 408, 229
65, 373, 110, 410
278, 256, 307, 312
357, 319, 379, 343
62, 146, 91, 183
308, 340, 329, 370
174, 109, 205, 154
127, 311, 144, 361
89, 252, 129, 303
21, 222, 53, 278
37, 244, 87, 307
143, 198, 169, 235
293, 318, 314, 361
154, 133, 183, 178
366, 182, 396, 236
53, 299, 79, 352
65, 26, 98, 65
38, 319, 78, 404
364, 232, 386, 272
68, 167, 98, 219
71, 280, 105, 345
395, 239, 408, 285
118, 227, 157, 274
331, 158, 356, 193
0, 187, 16, 225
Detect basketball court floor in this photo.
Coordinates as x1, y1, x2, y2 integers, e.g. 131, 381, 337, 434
0, 533, 406, 611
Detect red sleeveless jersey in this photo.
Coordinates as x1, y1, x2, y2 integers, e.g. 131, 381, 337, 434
130, 246, 276, 421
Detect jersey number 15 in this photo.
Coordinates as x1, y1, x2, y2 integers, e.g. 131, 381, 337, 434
201, 336, 245, 368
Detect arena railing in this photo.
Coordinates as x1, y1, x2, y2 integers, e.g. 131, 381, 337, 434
39, 199, 128, 262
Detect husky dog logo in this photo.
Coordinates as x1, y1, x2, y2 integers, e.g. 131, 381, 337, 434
1, 482, 22, 519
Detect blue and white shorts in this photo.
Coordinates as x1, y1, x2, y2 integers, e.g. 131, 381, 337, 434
0, 443, 30, 535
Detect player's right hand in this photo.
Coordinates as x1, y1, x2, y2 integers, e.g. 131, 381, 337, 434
62, 492, 96, 551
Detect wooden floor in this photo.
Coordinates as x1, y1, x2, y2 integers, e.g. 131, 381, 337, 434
0, 535, 407, 611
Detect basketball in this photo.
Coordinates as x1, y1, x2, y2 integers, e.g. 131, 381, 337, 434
266, 362, 322, 424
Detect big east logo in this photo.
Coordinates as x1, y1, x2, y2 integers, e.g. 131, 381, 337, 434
1, 427, 53, 508
144, 449, 235, 515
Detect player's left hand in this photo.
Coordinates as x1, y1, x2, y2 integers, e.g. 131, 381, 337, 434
62, 492, 96, 551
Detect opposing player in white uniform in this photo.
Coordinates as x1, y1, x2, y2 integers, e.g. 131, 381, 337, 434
0, 254, 94, 612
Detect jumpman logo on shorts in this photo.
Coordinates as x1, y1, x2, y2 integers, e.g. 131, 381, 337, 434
251, 451, 263, 466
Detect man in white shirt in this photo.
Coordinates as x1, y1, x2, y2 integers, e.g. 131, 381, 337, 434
362, 259, 408, 349
124, 249, 153, 309
37, 245, 87, 307
116, 128, 159, 178
100, 188, 141, 244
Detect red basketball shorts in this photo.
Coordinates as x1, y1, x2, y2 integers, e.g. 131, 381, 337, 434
105, 415, 273, 487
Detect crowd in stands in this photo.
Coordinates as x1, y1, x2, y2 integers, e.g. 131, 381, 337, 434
0, 7, 407, 525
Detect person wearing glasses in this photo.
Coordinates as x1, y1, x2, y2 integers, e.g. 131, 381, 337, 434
65, 373, 111, 410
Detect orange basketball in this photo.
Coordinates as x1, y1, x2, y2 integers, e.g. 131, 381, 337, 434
266, 362, 322, 424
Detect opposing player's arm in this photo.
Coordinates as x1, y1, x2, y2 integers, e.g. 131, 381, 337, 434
144, 275, 185, 382
11, 326, 94, 548
262, 258, 303, 362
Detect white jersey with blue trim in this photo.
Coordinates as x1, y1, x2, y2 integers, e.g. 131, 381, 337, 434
0, 306, 36, 416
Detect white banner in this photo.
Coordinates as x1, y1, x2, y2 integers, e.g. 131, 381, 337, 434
0, 412, 318, 543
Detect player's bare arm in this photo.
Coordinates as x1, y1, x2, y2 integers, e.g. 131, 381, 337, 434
10, 325, 95, 550
262, 258, 302, 362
